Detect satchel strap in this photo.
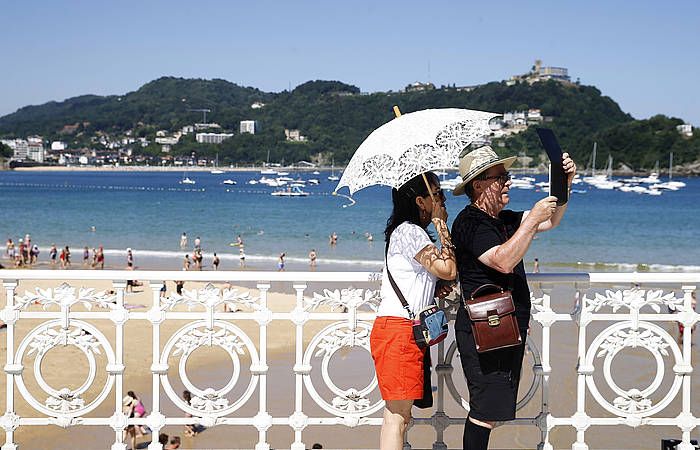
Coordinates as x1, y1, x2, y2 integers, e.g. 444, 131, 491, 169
469, 283, 504, 301
384, 241, 416, 320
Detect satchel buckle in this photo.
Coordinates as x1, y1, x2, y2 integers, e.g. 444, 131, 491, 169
487, 314, 500, 327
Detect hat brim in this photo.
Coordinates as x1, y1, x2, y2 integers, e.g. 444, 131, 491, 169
452, 156, 517, 196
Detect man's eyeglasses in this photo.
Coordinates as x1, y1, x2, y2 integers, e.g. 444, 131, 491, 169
483, 172, 511, 184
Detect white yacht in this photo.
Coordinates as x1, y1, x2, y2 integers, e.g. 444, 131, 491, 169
271, 186, 310, 197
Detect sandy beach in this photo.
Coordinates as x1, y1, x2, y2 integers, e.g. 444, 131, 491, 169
1, 274, 698, 449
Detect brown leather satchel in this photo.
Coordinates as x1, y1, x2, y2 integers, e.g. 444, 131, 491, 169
464, 284, 521, 353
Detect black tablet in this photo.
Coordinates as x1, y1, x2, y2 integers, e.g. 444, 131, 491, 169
536, 128, 568, 206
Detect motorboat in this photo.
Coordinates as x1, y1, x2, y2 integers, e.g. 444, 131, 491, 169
210, 169, 225, 175
223, 179, 236, 185
180, 177, 196, 185
271, 186, 310, 197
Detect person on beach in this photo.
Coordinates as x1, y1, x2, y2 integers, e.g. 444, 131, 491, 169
18, 239, 26, 265
309, 249, 317, 269
212, 253, 220, 270
30, 244, 40, 264
194, 248, 203, 270
182, 390, 198, 437
180, 232, 188, 249
278, 252, 286, 271
370, 171, 457, 450
49, 244, 57, 266
239, 245, 246, 267
4, 238, 12, 258
175, 280, 185, 295
95, 246, 105, 269
194, 236, 201, 250
159, 433, 169, 446
126, 248, 134, 269
450, 145, 575, 450
124, 390, 149, 436
165, 436, 181, 449
236, 234, 243, 246
83, 246, 90, 266
7, 239, 15, 261
122, 395, 138, 450
329, 232, 338, 246
63, 246, 72, 268
677, 291, 698, 344
183, 254, 191, 271
533, 257, 540, 273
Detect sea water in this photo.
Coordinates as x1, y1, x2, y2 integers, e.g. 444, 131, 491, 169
1, 170, 698, 272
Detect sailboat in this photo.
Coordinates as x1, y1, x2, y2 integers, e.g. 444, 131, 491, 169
260, 149, 276, 175
179, 171, 196, 185
210, 153, 225, 174
651, 152, 686, 190
327, 159, 340, 181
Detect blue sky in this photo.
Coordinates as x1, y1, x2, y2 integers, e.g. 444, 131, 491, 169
1, 0, 698, 125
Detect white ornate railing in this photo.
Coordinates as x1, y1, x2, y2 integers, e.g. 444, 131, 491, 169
0, 271, 698, 450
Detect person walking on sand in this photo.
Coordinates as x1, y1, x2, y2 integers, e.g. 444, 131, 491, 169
126, 248, 134, 269
370, 171, 457, 450
95, 246, 105, 269
309, 249, 317, 269
63, 246, 71, 268
182, 390, 198, 437
183, 254, 191, 271
212, 253, 220, 270
533, 257, 540, 273
239, 245, 246, 267
49, 244, 57, 266
180, 232, 188, 249
450, 145, 575, 450
278, 252, 286, 271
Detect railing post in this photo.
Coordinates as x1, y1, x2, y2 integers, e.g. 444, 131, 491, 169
290, 282, 308, 450
109, 280, 129, 450
677, 285, 697, 450
573, 286, 591, 450
1, 281, 19, 450
254, 282, 272, 450
146, 282, 166, 450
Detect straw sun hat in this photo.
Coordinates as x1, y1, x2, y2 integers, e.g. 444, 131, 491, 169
452, 145, 517, 196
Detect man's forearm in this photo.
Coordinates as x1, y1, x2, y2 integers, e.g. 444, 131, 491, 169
492, 218, 540, 272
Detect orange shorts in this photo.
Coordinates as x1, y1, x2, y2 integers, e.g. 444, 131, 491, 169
370, 316, 426, 400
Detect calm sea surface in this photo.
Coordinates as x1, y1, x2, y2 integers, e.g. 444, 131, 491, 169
1, 170, 699, 272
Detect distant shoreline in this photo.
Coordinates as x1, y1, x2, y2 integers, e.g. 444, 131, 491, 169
6, 165, 698, 176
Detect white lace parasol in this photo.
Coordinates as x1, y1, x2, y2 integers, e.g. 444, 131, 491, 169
334, 108, 500, 195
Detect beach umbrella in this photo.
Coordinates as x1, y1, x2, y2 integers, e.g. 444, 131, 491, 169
334, 107, 500, 197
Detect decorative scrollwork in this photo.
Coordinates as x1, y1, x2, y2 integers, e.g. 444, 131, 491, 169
315, 327, 370, 358
584, 321, 683, 418
13, 320, 116, 418
160, 320, 259, 417
173, 328, 245, 357
27, 327, 101, 357
190, 388, 230, 413
584, 289, 681, 314
597, 328, 671, 358
15, 283, 115, 311
162, 283, 259, 311
46, 388, 85, 413
302, 322, 383, 417
306, 288, 380, 312
331, 389, 371, 412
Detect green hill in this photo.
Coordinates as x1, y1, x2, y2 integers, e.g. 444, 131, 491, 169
1, 77, 697, 171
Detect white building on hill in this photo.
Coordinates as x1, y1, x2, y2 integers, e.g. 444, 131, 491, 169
240, 120, 258, 134
196, 133, 234, 144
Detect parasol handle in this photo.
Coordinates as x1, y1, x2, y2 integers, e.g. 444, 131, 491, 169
393, 105, 436, 203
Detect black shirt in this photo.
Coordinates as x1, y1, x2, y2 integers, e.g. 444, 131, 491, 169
451, 204, 531, 332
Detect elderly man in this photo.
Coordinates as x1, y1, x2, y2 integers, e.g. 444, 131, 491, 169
450, 145, 576, 450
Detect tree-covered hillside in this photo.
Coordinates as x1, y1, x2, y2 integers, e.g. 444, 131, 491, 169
1, 77, 697, 171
